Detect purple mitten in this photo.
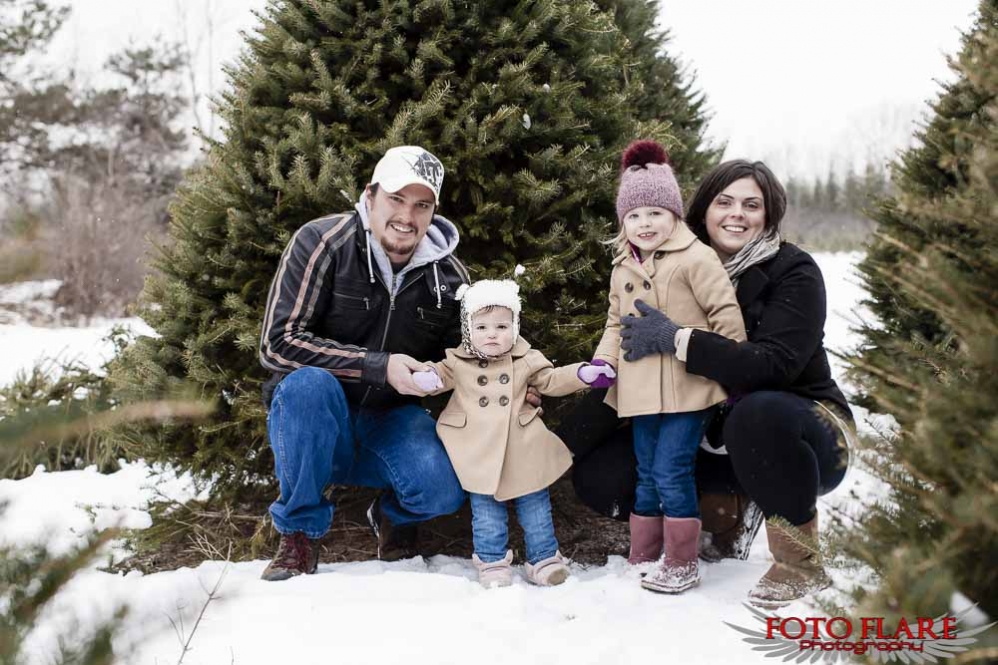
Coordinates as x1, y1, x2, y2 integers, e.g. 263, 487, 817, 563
578, 359, 616, 388
413, 369, 443, 392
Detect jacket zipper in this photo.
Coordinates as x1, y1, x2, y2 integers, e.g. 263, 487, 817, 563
360, 268, 441, 405
334, 291, 370, 310
361, 272, 403, 405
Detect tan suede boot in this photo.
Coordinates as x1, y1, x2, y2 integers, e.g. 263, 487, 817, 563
627, 514, 664, 564
749, 516, 830, 608
641, 517, 701, 594
699, 491, 764, 562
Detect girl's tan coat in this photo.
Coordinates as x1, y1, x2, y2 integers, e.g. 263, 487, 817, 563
428, 337, 586, 501
594, 223, 747, 417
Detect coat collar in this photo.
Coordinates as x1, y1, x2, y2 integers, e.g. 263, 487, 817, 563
735, 265, 770, 308
612, 222, 698, 267
452, 336, 532, 360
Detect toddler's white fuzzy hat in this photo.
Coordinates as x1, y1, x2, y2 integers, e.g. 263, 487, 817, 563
456, 279, 522, 354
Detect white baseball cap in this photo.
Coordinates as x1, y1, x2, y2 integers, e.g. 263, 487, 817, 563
370, 146, 445, 205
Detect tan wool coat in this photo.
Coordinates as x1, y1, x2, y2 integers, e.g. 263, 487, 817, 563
427, 337, 586, 501
594, 223, 747, 417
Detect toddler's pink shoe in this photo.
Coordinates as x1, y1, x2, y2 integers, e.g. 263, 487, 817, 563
473, 550, 514, 588
525, 551, 571, 586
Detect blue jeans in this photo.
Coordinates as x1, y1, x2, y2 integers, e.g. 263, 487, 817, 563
632, 408, 713, 518
267, 367, 466, 538
469, 489, 559, 565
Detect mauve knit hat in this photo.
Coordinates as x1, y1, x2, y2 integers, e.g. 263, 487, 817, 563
615, 140, 683, 222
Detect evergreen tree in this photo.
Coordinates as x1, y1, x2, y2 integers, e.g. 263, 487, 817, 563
841, 0, 998, 629
596, 0, 720, 182
861, 160, 889, 208
0, 0, 70, 175
811, 177, 825, 210
0, 530, 124, 664
824, 166, 840, 212
107, 0, 714, 503
842, 165, 860, 214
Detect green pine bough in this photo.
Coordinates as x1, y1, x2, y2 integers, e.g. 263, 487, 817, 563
835, 0, 998, 634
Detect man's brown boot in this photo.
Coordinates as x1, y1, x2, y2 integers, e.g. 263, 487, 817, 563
749, 516, 830, 608
367, 495, 419, 561
699, 491, 764, 562
260, 531, 319, 581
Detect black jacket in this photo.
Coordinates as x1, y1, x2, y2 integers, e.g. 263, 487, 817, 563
259, 211, 468, 409
685, 243, 852, 421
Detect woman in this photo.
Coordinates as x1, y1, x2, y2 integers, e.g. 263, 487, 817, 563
561, 160, 854, 608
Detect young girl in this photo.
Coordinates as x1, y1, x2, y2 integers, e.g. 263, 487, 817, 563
592, 140, 746, 593
413, 279, 614, 588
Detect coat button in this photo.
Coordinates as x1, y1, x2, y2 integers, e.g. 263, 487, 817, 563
478, 360, 489, 368
499, 374, 510, 384
624, 282, 634, 293
477, 375, 488, 386
654, 251, 665, 260
479, 396, 489, 407
499, 396, 509, 406
643, 280, 652, 290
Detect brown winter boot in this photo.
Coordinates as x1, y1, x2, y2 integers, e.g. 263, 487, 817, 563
749, 516, 830, 608
641, 517, 701, 594
699, 492, 764, 562
627, 513, 664, 564
367, 495, 419, 561
260, 531, 320, 581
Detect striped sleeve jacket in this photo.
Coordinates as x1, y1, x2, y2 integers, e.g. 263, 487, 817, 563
259, 212, 468, 409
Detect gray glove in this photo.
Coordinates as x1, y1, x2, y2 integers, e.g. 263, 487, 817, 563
620, 300, 680, 361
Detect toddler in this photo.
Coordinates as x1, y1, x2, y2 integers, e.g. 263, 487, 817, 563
414, 279, 614, 587
592, 140, 746, 593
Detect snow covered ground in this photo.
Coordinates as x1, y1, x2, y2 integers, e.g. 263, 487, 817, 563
0, 279, 154, 387
0, 254, 884, 665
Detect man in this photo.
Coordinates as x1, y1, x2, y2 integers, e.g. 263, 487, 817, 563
257, 146, 471, 581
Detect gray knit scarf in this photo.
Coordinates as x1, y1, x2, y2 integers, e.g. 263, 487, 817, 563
723, 230, 782, 286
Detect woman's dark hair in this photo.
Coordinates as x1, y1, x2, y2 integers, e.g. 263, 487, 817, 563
685, 160, 787, 245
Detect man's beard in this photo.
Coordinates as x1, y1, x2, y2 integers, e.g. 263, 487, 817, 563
379, 235, 417, 256
379, 220, 418, 256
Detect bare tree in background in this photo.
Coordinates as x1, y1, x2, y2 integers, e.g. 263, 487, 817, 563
174, 0, 218, 141
1, 2, 190, 318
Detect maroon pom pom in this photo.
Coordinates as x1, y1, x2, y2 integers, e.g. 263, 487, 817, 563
621, 140, 670, 172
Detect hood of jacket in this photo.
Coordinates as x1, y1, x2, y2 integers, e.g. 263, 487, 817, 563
356, 190, 460, 294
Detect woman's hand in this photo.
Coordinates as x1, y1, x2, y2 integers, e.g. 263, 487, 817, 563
620, 300, 680, 361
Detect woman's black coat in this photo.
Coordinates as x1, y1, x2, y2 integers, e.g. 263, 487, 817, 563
685, 242, 850, 418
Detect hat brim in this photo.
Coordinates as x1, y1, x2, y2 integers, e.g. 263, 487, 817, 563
374, 175, 439, 205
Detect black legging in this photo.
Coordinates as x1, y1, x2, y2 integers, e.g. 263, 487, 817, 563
558, 389, 848, 526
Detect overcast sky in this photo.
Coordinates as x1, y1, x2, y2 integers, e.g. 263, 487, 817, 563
53, 0, 981, 179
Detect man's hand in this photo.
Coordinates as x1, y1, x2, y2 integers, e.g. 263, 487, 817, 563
524, 385, 543, 415
387, 354, 431, 396
412, 369, 444, 392
620, 300, 680, 362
